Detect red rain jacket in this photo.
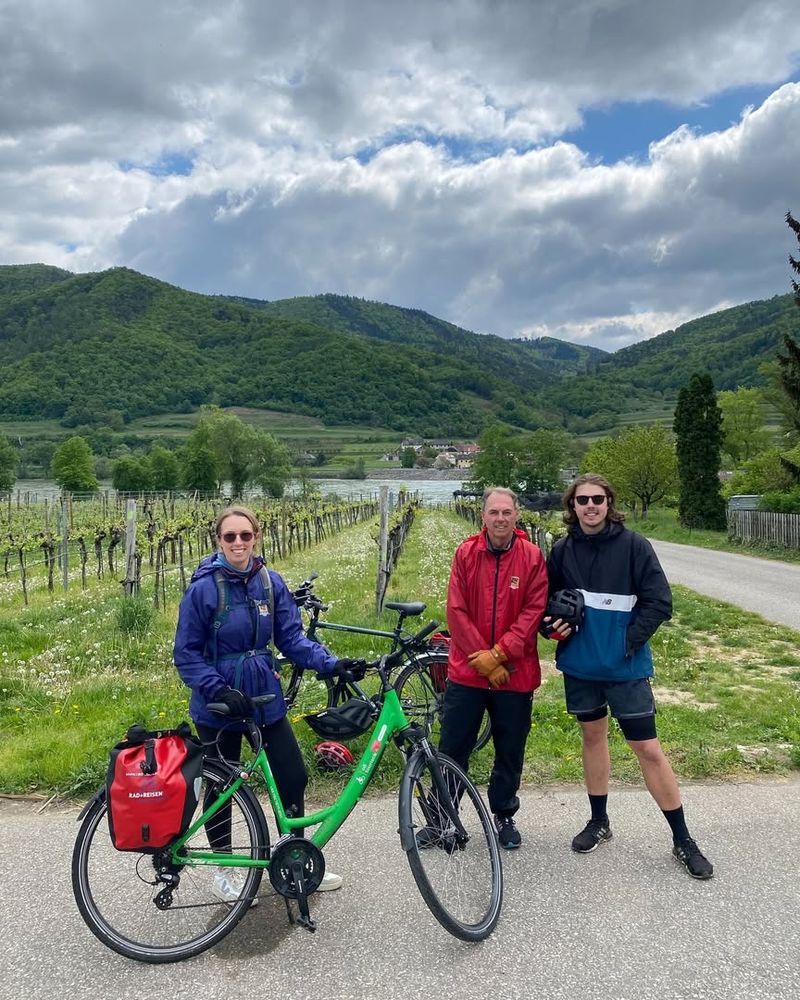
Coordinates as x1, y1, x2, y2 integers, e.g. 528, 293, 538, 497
446, 527, 548, 693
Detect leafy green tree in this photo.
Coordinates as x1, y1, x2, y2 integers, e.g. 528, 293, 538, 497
471, 424, 517, 488
513, 429, 571, 491
724, 444, 800, 496
0, 433, 17, 494
111, 456, 153, 492
200, 407, 257, 496
341, 457, 367, 480
673, 373, 726, 529
147, 445, 181, 491
400, 446, 417, 468
181, 424, 220, 492
51, 436, 99, 493
189, 407, 292, 496
717, 387, 771, 466
249, 428, 293, 497
582, 425, 677, 517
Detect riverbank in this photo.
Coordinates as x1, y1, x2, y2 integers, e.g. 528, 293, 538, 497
365, 468, 464, 480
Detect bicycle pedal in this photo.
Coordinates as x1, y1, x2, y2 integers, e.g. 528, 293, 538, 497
296, 913, 317, 933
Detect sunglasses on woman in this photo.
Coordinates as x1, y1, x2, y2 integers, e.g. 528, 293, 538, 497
574, 494, 607, 506
220, 531, 255, 542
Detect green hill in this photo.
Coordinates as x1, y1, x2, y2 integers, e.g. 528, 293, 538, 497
0, 263, 796, 439
0, 267, 601, 436
536, 294, 799, 432
229, 292, 604, 378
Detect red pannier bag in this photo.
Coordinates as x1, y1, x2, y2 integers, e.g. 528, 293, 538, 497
106, 722, 204, 852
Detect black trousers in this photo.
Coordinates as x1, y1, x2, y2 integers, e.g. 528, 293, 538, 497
195, 716, 308, 851
438, 681, 533, 818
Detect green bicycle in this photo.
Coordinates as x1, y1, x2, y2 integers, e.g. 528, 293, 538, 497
71, 622, 504, 963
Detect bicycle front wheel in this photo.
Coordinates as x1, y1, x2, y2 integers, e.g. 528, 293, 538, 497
398, 749, 502, 941
395, 653, 492, 752
71, 762, 269, 963
279, 659, 335, 714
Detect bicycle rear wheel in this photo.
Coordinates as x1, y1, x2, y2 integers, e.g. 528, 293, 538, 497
395, 653, 492, 752
71, 762, 269, 963
398, 749, 502, 941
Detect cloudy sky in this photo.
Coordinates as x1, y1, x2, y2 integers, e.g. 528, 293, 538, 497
2, 0, 800, 351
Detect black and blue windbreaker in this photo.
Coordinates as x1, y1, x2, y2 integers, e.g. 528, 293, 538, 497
173, 554, 336, 729
545, 521, 672, 682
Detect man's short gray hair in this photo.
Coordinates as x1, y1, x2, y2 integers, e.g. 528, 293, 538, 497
481, 486, 519, 509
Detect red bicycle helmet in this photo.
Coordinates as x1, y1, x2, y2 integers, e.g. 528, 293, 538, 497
314, 741, 354, 772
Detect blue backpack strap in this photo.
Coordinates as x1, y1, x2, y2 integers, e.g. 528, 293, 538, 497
209, 569, 231, 668
258, 565, 274, 648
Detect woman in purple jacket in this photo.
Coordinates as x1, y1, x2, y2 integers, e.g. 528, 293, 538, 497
174, 505, 354, 899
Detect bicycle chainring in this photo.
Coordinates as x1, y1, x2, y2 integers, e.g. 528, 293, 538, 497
268, 836, 325, 898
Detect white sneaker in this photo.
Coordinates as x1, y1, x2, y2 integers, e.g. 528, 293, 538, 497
212, 867, 259, 906
317, 870, 343, 892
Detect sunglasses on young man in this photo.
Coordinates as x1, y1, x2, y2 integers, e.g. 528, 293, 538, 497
574, 494, 607, 506
220, 531, 255, 542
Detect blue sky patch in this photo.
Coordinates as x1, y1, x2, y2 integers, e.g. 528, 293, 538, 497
118, 152, 196, 177
564, 80, 797, 164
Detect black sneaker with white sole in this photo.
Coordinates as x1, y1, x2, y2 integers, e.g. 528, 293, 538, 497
672, 838, 714, 879
571, 817, 612, 853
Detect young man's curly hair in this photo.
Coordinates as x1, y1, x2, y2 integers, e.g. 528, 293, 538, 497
562, 473, 625, 527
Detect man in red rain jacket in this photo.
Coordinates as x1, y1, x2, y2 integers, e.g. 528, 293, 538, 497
440, 486, 548, 849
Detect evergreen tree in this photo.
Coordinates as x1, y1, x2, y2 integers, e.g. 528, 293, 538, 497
777, 212, 800, 438
51, 436, 99, 493
673, 373, 727, 529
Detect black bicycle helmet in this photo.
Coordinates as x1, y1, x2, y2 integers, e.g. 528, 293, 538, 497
303, 698, 375, 740
542, 588, 585, 638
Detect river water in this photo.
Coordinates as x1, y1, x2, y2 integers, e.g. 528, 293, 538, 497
10, 477, 466, 505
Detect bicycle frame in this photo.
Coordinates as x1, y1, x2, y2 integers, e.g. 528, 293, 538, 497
309, 616, 409, 650
169, 685, 413, 871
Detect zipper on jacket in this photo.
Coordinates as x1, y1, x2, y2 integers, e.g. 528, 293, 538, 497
490, 552, 501, 646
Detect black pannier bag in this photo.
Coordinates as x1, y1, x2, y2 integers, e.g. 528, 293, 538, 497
106, 722, 204, 852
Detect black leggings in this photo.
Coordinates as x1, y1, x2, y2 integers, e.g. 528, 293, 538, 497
195, 716, 308, 852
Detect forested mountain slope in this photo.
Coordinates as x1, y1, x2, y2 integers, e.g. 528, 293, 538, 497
536, 294, 798, 428
0, 264, 794, 436
0, 267, 583, 435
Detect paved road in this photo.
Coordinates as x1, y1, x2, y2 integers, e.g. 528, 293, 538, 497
3, 780, 799, 1000
650, 540, 800, 631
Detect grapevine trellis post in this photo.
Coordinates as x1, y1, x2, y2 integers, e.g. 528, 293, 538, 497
60, 497, 69, 592
375, 485, 389, 612
123, 499, 139, 596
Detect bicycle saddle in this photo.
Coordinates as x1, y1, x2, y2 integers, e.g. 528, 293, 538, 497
384, 601, 426, 616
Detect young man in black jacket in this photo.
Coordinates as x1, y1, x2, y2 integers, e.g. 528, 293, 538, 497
543, 473, 714, 879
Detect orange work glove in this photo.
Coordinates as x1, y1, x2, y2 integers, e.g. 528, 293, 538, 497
468, 646, 510, 688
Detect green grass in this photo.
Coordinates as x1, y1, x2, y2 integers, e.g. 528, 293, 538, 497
1, 508, 798, 798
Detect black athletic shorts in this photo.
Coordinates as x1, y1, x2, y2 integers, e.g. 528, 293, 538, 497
563, 674, 657, 741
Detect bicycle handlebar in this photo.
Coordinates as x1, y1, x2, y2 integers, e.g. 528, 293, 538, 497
379, 619, 439, 673
206, 693, 276, 718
